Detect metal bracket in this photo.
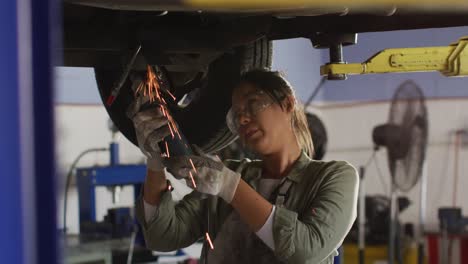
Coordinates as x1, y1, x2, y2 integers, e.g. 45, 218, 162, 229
311, 33, 358, 80
321, 36, 468, 78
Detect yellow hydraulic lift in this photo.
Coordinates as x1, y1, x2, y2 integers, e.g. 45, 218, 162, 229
321, 36, 468, 79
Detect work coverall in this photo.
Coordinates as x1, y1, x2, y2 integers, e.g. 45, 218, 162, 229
135, 152, 359, 264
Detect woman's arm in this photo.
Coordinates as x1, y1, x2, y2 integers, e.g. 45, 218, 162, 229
143, 169, 168, 206
135, 169, 207, 252
272, 161, 359, 263
230, 179, 273, 232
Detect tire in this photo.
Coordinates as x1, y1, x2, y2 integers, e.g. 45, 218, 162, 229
95, 38, 272, 153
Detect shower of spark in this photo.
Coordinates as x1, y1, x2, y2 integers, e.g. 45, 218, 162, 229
134, 66, 182, 142
135, 65, 199, 189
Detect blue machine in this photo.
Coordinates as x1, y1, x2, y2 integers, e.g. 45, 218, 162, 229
76, 142, 147, 240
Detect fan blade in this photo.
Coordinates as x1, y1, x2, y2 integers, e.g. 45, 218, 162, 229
387, 80, 428, 192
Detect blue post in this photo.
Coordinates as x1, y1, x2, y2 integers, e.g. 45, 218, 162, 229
0, 0, 58, 263
31, 0, 59, 262
110, 142, 120, 166
0, 1, 27, 262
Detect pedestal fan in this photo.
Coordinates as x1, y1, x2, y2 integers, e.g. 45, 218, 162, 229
372, 80, 428, 264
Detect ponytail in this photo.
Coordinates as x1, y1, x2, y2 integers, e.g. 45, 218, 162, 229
292, 103, 314, 158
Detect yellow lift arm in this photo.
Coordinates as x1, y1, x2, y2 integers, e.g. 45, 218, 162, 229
321, 36, 468, 78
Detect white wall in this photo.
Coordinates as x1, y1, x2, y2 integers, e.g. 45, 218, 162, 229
309, 98, 468, 231
55, 104, 191, 234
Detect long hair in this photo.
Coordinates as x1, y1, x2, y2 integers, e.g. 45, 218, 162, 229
237, 69, 314, 158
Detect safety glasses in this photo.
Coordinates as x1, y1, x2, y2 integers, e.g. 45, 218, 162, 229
226, 90, 274, 134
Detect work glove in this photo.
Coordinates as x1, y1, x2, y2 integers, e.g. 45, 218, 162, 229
127, 99, 171, 172
163, 145, 241, 203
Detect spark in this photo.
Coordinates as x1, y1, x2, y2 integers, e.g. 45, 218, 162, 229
189, 158, 197, 174
148, 84, 153, 101
135, 66, 184, 146
167, 114, 182, 140
189, 171, 197, 188
139, 65, 162, 103
135, 82, 144, 96
168, 123, 175, 139
205, 233, 214, 250
165, 141, 170, 158
166, 90, 177, 101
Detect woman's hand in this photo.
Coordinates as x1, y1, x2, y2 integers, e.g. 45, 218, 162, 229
166, 146, 273, 233
131, 107, 171, 172
128, 103, 171, 205
164, 146, 241, 203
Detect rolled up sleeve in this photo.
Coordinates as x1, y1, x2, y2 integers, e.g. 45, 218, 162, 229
135, 190, 206, 252
272, 161, 359, 263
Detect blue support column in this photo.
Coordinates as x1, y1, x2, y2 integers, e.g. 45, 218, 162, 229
0, 0, 26, 262
31, 0, 59, 262
0, 0, 58, 263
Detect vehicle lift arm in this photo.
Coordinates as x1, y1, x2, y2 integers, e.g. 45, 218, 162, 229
321, 36, 468, 79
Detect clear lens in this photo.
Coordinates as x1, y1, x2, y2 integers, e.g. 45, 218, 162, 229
226, 91, 274, 134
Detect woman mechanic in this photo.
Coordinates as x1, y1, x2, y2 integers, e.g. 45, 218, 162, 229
131, 69, 359, 264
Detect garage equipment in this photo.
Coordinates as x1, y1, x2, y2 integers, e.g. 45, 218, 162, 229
72, 138, 163, 263
438, 207, 468, 234
76, 142, 146, 240
423, 208, 468, 264
372, 80, 429, 264
322, 36, 468, 78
